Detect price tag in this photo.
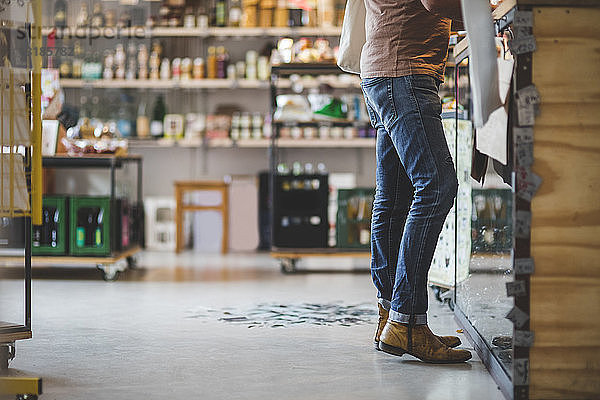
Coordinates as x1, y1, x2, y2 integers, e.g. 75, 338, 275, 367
515, 211, 531, 239
506, 306, 530, 328
514, 127, 534, 144
514, 26, 533, 40
514, 10, 534, 27
517, 102, 535, 126
513, 358, 530, 385
506, 280, 527, 297
517, 85, 541, 106
516, 142, 534, 167
514, 258, 535, 275
509, 36, 537, 55
514, 330, 535, 347
516, 166, 542, 201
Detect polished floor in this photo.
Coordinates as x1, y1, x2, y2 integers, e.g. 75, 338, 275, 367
3, 252, 505, 400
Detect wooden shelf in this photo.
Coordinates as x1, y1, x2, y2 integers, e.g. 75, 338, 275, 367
0, 323, 32, 343
271, 248, 370, 258
42, 26, 342, 38
130, 138, 375, 149
0, 246, 141, 267
59, 77, 360, 90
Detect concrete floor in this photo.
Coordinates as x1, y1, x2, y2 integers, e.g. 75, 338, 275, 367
4, 252, 505, 400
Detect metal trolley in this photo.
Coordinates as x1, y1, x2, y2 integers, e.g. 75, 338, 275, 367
1, 0, 44, 398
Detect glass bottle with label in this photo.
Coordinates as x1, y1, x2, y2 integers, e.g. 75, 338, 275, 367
151, 95, 167, 137
207, 46, 217, 79
229, 0, 242, 27
54, 0, 67, 28
136, 99, 150, 138
91, 2, 105, 28
215, 0, 227, 27
72, 41, 83, 79
76, 3, 89, 28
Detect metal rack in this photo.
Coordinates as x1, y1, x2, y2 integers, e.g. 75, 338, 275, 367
268, 64, 371, 272
39, 154, 143, 281
0, 0, 44, 397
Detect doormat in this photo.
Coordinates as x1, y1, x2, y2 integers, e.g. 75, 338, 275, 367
186, 302, 377, 328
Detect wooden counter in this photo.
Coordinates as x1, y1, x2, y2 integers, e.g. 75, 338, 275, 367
529, 6, 600, 400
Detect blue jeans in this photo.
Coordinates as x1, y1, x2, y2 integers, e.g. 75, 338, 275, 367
361, 75, 458, 325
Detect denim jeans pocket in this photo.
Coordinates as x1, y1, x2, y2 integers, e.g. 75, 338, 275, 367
360, 77, 387, 88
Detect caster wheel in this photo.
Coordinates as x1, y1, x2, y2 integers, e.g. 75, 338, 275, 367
280, 258, 297, 274
97, 265, 120, 282
16, 396, 38, 400
126, 255, 138, 270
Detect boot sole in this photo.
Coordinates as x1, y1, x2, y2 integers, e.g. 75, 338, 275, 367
378, 342, 472, 364
375, 339, 461, 351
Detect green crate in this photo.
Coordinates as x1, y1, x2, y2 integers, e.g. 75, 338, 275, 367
69, 196, 111, 256
32, 196, 69, 256
336, 188, 375, 249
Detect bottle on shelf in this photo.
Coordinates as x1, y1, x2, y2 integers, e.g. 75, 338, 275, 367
215, 0, 227, 27
206, 47, 217, 79
151, 95, 167, 137
58, 41, 72, 79
184, 7, 196, 28
54, 0, 67, 28
136, 99, 150, 138
160, 58, 171, 80
138, 44, 149, 80
229, 0, 243, 27
126, 43, 137, 81
76, 3, 90, 28
72, 41, 83, 79
193, 57, 205, 79
90, 2, 105, 28
216, 47, 228, 79
117, 95, 134, 138
197, 5, 209, 29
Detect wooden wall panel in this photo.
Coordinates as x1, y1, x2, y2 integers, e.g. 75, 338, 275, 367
530, 6, 600, 400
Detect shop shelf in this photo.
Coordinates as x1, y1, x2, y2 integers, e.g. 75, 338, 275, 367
58, 78, 360, 90
42, 26, 342, 39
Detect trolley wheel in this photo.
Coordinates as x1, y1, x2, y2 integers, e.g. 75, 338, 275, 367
97, 264, 120, 282
280, 258, 298, 274
126, 255, 139, 270
16, 395, 38, 400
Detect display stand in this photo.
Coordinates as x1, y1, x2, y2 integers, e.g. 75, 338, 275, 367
268, 64, 371, 273
39, 155, 143, 281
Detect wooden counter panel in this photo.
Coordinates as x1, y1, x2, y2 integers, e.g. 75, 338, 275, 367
529, 364, 600, 400
534, 38, 600, 103
530, 6, 600, 399
530, 7, 600, 38
530, 277, 600, 346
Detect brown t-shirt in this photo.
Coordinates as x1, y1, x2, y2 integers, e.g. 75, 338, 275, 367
360, 0, 451, 81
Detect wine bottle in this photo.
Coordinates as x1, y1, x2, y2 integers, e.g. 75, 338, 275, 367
151, 95, 167, 137
229, 0, 242, 27
54, 0, 67, 28
136, 99, 149, 138
215, 0, 227, 27
90, 2, 105, 28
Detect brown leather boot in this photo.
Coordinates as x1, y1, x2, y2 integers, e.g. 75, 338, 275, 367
374, 305, 462, 349
379, 320, 472, 363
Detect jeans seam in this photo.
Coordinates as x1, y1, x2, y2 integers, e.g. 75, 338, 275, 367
386, 79, 398, 124
404, 76, 442, 317
387, 145, 401, 299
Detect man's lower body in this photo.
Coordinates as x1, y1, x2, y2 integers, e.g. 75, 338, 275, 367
361, 75, 471, 363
